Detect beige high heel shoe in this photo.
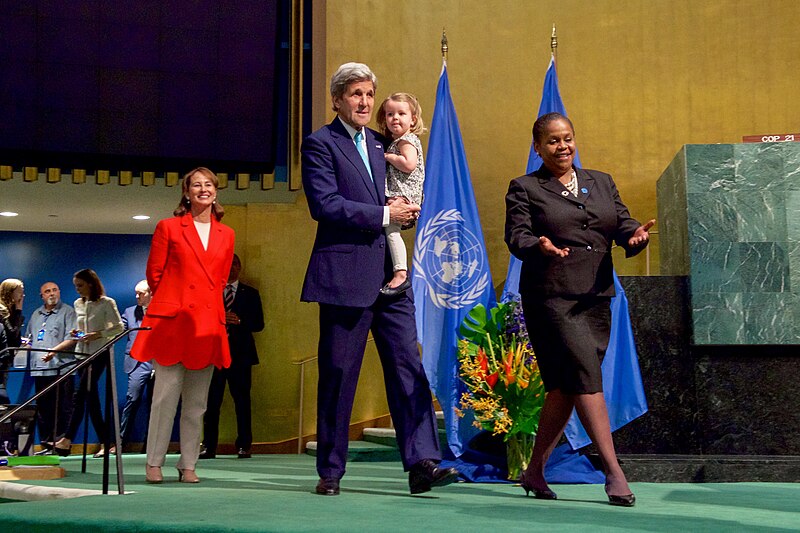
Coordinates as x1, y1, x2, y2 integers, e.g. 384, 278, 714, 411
145, 465, 163, 484
177, 468, 200, 483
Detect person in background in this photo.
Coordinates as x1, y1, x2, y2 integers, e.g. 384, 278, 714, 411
131, 167, 235, 484
26, 282, 77, 454
0, 320, 7, 405
0, 278, 25, 405
50, 269, 124, 458
118, 280, 154, 454
200, 253, 264, 460
505, 112, 654, 507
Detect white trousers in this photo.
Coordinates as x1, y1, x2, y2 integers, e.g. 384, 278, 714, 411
385, 223, 407, 272
146, 361, 214, 471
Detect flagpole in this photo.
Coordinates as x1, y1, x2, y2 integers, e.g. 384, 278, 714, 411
441, 28, 448, 65
551, 23, 558, 68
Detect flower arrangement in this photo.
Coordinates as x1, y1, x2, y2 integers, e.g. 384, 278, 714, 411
455, 299, 545, 479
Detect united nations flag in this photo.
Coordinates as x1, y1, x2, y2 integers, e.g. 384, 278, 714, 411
412, 62, 496, 457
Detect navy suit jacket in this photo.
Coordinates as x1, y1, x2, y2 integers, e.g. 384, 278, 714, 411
121, 305, 147, 374
300, 118, 390, 307
505, 166, 645, 298
227, 281, 265, 368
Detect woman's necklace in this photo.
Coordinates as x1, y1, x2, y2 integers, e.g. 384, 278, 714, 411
563, 170, 578, 197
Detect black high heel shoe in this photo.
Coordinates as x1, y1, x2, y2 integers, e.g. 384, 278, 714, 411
54, 446, 71, 457
519, 470, 557, 500
605, 481, 635, 507
53, 439, 71, 457
607, 493, 636, 507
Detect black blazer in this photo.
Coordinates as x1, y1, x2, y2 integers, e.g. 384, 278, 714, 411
227, 282, 265, 367
505, 166, 645, 298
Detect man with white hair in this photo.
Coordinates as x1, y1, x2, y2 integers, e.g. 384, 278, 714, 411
300, 62, 458, 496
26, 281, 77, 454
117, 279, 153, 453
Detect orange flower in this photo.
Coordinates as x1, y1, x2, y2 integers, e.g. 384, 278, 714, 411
504, 350, 516, 384
478, 348, 488, 375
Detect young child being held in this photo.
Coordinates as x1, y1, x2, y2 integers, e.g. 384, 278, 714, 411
376, 92, 426, 296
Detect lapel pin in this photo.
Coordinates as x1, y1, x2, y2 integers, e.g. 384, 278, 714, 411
561, 190, 569, 197
581, 187, 588, 194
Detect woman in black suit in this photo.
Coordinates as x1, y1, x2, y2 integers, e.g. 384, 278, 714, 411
505, 112, 654, 507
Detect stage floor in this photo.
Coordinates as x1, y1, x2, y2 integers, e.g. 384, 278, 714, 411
1, 454, 798, 532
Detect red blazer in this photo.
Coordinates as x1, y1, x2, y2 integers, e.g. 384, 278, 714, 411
131, 214, 235, 370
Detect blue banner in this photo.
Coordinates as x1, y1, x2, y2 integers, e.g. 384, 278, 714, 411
501, 57, 581, 301
413, 64, 496, 457
563, 272, 649, 447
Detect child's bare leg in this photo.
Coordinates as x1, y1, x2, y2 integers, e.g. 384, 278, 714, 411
381, 220, 411, 296
387, 269, 408, 289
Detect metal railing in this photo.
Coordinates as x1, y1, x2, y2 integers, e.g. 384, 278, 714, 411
291, 355, 317, 454
0, 328, 147, 495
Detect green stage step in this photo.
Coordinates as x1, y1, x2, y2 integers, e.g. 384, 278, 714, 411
305, 412, 449, 462
361, 427, 398, 447
436, 410, 445, 430
305, 440, 401, 462
362, 426, 448, 450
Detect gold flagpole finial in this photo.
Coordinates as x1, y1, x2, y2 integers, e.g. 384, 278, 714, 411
551, 23, 558, 54
441, 29, 448, 61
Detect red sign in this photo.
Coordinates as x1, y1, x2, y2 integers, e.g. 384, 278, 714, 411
742, 133, 800, 143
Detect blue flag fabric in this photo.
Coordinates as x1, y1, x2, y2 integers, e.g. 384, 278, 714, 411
413, 63, 496, 457
500, 56, 648, 451
563, 272, 649, 447
501, 57, 580, 301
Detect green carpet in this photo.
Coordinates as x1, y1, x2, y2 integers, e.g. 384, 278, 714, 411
0, 454, 798, 532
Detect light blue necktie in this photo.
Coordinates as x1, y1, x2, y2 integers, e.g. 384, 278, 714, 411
354, 131, 373, 181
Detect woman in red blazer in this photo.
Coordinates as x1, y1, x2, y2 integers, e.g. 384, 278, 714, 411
132, 167, 235, 484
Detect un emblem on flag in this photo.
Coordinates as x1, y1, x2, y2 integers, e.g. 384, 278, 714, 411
413, 209, 490, 309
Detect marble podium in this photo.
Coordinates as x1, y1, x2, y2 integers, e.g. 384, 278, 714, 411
657, 142, 800, 345
607, 143, 800, 482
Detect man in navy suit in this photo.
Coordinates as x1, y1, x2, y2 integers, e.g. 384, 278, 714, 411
118, 280, 153, 452
200, 253, 264, 459
301, 62, 458, 496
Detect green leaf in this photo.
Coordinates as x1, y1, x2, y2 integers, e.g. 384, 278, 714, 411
459, 302, 512, 349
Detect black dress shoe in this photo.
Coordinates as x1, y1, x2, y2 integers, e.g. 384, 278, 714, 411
379, 278, 411, 297
237, 448, 251, 459
198, 449, 216, 459
315, 477, 340, 496
408, 459, 460, 494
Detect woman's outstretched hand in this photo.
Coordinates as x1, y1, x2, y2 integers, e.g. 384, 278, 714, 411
628, 219, 655, 247
538, 236, 570, 257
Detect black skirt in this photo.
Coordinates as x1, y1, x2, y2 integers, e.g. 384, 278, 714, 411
521, 295, 611, 394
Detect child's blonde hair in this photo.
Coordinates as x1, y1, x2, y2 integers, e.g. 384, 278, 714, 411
376, 92, 426, 138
